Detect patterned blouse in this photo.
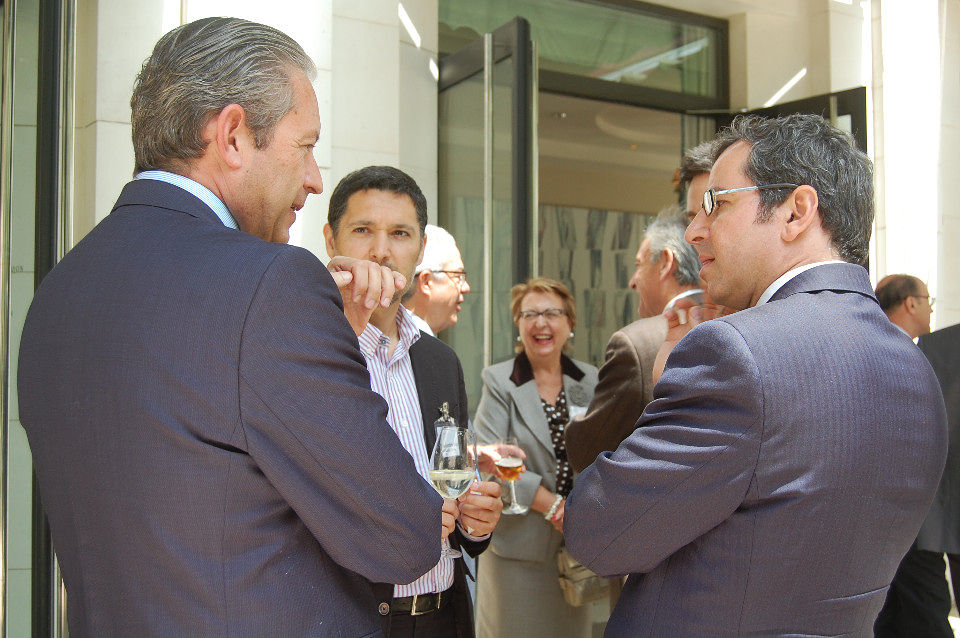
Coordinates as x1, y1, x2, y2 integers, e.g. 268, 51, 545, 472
541, 389, 573, 497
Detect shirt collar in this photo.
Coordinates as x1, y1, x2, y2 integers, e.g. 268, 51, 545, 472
357, 305, 422, 357
755, 260, 846, 307
136, 170, 239, 230
407, 311, 435, 336
509, 351, 585, 387
664, 288, 704, 311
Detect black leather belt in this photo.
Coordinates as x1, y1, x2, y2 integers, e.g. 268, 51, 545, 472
390, 589, 452, 615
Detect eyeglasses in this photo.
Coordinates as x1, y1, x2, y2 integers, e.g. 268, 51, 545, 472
517, 308, 567, 322
911, 295, 936, 307
702, 183, 799, 216
434, 270, 468, 287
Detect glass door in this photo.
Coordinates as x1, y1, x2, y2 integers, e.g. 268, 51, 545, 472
438, 17, 536, 410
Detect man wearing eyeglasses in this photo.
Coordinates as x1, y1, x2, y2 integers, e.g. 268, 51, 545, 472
875, 273, 934, 340
565, 113, 947, 637
402, 224, 471, 336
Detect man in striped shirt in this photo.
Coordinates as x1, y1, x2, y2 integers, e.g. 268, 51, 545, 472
324, 166, 503, 638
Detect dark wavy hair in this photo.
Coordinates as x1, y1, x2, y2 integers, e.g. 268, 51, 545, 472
712, 114, 874, 266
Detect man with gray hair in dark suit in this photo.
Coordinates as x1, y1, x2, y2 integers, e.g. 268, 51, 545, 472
18, 17, 442, 637
565, 114, 948, 636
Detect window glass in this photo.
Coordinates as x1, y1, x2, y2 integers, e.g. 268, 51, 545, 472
440, 0, 721, 98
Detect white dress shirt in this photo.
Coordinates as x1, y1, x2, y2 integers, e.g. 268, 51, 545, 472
755, 261, 845, 306
408, 311, 434, 336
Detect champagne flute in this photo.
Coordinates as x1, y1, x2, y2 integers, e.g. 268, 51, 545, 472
496, 436, 528, 515
429, 424, 477, 558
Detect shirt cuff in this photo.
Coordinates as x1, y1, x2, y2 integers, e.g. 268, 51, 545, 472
457, 521, 491, 542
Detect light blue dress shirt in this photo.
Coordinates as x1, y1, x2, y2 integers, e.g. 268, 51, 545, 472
136, 170, 238, 230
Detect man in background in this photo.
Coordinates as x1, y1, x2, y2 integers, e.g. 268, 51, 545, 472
402, 224, 470, 336
564, 140, 711, 471
874, 274, 954, 637
564, 203, 703, 471
875, 273, 934, 339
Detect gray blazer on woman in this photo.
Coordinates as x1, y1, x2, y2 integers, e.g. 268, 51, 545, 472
473, 354, 598, 564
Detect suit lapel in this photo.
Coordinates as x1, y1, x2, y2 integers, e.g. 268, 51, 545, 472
408, 341, 437, 452
510, 381, 555, 454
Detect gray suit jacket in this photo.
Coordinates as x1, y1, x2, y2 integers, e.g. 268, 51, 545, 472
565, 263, 948, 637
917, 323, 960, 554
473, 354, 598, 564
18, 180, 441, 637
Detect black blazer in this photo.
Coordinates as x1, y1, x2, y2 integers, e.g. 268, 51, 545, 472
18, 179, 442, 637
372, 332, 488, 638
917, 323, 960, 554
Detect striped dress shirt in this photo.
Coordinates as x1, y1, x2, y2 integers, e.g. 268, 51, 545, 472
359, 306, 453, 596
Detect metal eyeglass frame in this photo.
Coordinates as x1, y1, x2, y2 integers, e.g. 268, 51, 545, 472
702, 183, 799, 216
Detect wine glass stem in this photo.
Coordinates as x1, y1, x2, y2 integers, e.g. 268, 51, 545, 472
509, 480, 519, 505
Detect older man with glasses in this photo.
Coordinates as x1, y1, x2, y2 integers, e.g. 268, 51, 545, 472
564, 114, 948, 637
403, 224, 471, 337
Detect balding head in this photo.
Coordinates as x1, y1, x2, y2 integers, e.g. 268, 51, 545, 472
876, 274, 933, 338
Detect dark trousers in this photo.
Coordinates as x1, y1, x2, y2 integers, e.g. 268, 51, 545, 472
874, 543, 959, 637
388, 604, 458, 638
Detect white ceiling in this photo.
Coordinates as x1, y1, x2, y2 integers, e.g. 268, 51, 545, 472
539, 92, 681, 174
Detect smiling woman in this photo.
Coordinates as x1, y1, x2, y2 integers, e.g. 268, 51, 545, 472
472, 277, 601, 638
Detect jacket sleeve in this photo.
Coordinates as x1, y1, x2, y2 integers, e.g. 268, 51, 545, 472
565, 329, 648, 472
238, 247, 441, 586
473, 365, 544, 507
454, 355, 491, 558
564, 319, 762, 576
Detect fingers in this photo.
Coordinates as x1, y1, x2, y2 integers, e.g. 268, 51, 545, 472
392, 271, 407, 302
663, 307, 681, 330
441, 499, 459, 540
476, 444, 527, 476
457, 481, 503, 537
499, 444, 526, 460
550, 501, 566, 533
329, 270, 353, 288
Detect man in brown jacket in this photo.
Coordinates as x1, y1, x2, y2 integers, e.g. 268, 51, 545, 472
565, 143, 711, 472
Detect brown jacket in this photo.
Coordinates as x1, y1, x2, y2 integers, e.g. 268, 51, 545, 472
564, 315, 666, 471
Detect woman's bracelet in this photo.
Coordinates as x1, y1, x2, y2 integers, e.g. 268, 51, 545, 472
544, 494, 563, 521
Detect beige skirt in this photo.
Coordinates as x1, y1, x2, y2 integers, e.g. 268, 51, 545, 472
475, 549, 593, 638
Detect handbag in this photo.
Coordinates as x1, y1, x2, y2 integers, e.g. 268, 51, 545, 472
556, 545, 610, 607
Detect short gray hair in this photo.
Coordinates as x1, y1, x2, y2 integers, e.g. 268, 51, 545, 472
645, 203, 700, 287
401, 225, 461, 303
415, 225, 460, 275
713, 114, 874, 266
131, 17, 317, 174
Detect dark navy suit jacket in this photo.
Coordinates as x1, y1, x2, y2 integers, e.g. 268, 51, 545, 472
18, 179, 442, 637
565, 263, 948, 637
